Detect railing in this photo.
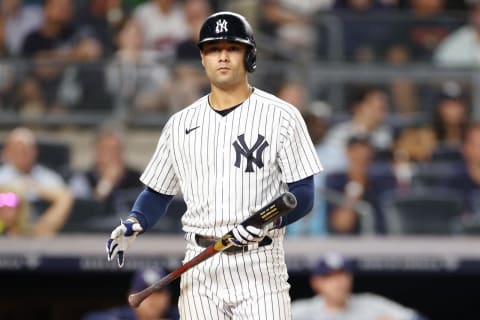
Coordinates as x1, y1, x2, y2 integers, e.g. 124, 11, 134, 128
1, 8, 477, 126
0, 234, 479, 273
1, 58, 480, 128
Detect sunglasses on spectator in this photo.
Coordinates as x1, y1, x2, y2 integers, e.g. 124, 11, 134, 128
0, 192, 20, 208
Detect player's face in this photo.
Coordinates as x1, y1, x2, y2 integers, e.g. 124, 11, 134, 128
200, 40, 248, 90
311, 271, 352, 306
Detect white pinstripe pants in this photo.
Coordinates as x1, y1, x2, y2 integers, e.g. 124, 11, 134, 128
178, 234, 291, 320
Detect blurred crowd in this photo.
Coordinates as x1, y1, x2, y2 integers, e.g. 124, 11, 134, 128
0, 0, 479, 115
289, 81, 480, 237
1, 0, 480, 238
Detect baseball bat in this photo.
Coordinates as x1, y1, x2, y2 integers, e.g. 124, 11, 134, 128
128, 192, 297, 308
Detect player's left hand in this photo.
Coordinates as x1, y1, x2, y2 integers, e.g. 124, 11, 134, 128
229, 224, 268, 247
106, 218, 143, 267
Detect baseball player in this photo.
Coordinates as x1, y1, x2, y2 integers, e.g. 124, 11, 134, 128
106, 11, 323, 320
291, 253, 425, 320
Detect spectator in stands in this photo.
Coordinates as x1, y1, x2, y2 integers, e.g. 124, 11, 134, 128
259, 0, 315, 60
133, 0, 189, 62
0, 17, 18, 111
276, 80, 310, 113
170, 0, 211, 111
74, 0, 127, 56
325, 135, 397, 234
15, 75, 46, 115
384, 44, 420, 115
175, 0, 211, 61
105, 17, 172, 114
434, 1, 480, 67
444, 123, 480, 218
20, 0, 103, 113
325, 86, 393, 157
288, 106, 346, 236
0, 0, 43, 56
0, 17, 5, 57
0, 187, 29, 236
332, 0, 398, 63
71, 0, 124, 113
431, 81, 469, 163
389, 0, 462, 62
292, 252, 424, 320
69, 125, 142, 215
0, 127, 73, 236
82, 267, 179, 320
391, 124, 437, 190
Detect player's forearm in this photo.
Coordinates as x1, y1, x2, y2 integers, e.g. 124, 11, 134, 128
128, 187, 174, 231
280, 176, 314, 227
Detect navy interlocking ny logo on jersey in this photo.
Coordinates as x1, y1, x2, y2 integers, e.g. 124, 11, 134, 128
233, 134, 269, 172
215, 19, 228, 33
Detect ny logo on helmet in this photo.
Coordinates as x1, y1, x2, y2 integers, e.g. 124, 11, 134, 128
215, 19, 228, 33
233, 134, 269, 173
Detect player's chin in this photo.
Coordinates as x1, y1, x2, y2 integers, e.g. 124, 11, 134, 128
213, 77, 237, 89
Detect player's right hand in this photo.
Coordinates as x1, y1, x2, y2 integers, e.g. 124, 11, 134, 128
106, 218, 143, 268
229, 224, 268, 247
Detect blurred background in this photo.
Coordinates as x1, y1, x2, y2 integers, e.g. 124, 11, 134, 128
1, 0, 480, 319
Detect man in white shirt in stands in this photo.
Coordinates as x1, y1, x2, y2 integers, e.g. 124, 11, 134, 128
434, 2, 480, 67
292, 252, 426, 320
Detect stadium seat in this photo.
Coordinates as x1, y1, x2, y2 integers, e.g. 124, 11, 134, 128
411, 163, 456, 189
383, 190, 463, 235
60, 198, 106, 233
36, 140, 71, 175
462, 222, 480, 235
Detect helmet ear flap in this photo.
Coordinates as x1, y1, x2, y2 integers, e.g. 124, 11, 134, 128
245, 47, 256, 73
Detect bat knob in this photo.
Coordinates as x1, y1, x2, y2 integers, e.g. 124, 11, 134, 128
128, 293, 142, 308
283, 192, 297, 209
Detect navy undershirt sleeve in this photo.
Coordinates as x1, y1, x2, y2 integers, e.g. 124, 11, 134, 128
128, 187, 174, 231
128, 177, 314, 231
280, 176, 315, 227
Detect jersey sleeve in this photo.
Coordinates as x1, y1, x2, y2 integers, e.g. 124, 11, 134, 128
278, 107, 323, 183
140, 118, 180, 195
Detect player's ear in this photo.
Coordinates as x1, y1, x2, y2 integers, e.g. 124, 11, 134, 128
199, 51, 205, 68
310, 276, 323, 293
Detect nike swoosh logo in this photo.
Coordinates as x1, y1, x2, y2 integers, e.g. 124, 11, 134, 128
185, 126, 200, 134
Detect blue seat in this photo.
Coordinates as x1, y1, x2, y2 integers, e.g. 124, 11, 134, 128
383, 189, 463, 235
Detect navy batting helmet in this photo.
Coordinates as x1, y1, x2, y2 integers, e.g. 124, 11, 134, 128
197, 11, 257, 73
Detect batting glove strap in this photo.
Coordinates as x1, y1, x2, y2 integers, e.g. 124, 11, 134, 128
229, 224, 268, 247
106, 218, 143, 268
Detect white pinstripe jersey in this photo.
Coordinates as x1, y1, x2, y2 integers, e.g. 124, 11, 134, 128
140, 88, 323, 237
